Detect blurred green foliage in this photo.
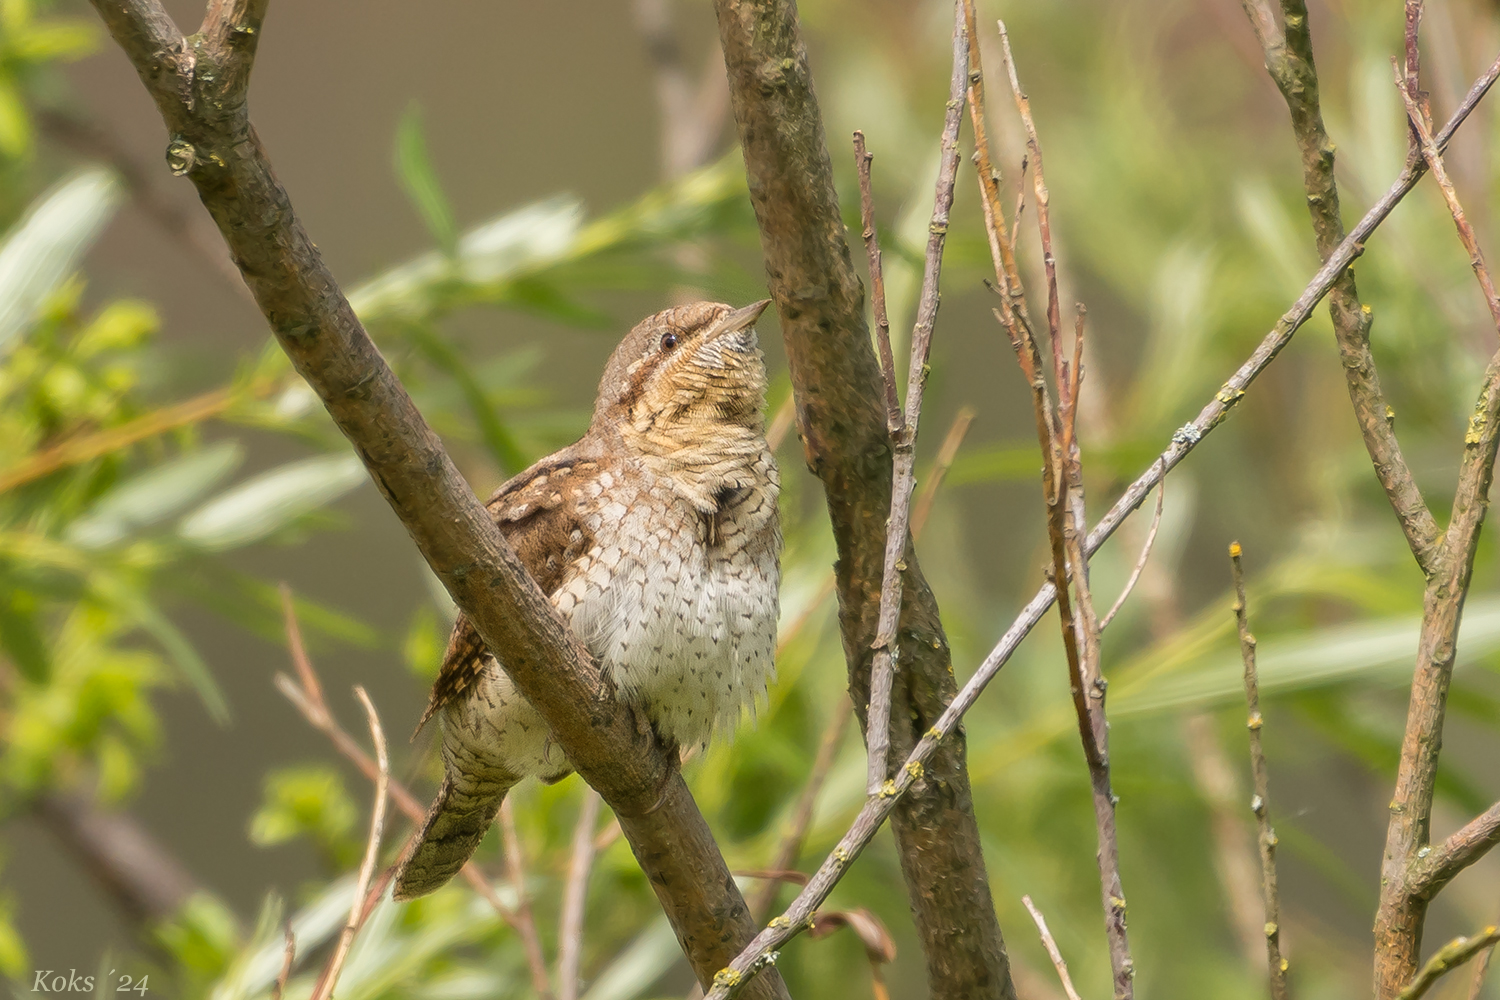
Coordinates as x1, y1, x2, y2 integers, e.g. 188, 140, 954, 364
0, 0, 1497, 999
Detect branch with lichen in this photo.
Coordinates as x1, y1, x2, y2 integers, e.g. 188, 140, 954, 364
700, 20, 1500, 1000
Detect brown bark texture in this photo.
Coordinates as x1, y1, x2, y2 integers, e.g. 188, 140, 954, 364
86, 1, 786, 995
712, 2, 1017, 998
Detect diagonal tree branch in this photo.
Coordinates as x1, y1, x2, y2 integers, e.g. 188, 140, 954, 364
88, 2, 785, 995
713, 1, 1017, 996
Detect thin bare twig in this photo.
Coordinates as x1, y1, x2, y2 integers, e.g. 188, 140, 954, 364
277, 586, 555, 1000
501, 799, 554, 1000
1098, 461, 1164, 632
308, 685, 389, 1000
1397, 62, 1500, 329
707, 26, 1500, 1000
1230, 543, 1290, 1000
558, 790, 603, 1000
270, 927, 295, 1000
750, 702, 853, 921
0, 376, 285, 495
910, 406, 976, 537
1021, 896, 1084, 1000
1397, 926, 1500, 1000
995, 21, 1134, 996
853, 131, 902, 437
861, 4, 966, 797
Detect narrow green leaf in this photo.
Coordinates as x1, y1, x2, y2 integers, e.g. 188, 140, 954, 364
67, 441, 245, 548
0, 166, 124, 353
176, 453, 368, 552
395, 103, 458, 256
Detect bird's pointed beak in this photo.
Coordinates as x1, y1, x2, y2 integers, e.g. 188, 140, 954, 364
717, 298, 772, 335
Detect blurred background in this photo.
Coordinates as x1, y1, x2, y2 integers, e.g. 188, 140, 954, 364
2, 0, 1498, 997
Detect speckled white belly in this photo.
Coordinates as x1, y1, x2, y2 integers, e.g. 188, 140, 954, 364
448, 462, 780, 780
561, 471, 780, 749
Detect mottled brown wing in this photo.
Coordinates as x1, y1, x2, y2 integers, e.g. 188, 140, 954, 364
413, 457, 603, 731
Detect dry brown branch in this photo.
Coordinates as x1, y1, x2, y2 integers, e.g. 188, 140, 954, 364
91, 0, 784, 991
558, 790, 603, 1000
1396, 62, 1500, 329
715, 0, 1014, 988
270, 927, 294, 1000
1021, 895, 1084, 1000
1397, 926, 1500, 1000
703, 28, 1500, 1000
1239, 0, 1441, 574
993, 21, 1135, 996
859, 71, 963, 796
853, 131, 901, 437
1098, 464, 1164, 633
278, 586, 554, 999
308, 685, 389, 1000
1230, 543, 1290, 1000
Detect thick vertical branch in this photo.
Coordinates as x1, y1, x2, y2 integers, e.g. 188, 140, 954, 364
88, 2, 785, 995
713, 1, 1017, 996
1373, 9, 1500, 995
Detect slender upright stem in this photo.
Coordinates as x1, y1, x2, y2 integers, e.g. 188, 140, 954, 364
308, 686, 388, 1000
1229, 543, 1289, 1000
558, 791, 603, 1000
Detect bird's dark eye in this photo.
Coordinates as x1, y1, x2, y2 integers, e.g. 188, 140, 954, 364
660, 332, 680, 350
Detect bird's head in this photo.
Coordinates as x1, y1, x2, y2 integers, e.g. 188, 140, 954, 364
593, 300, 772, 446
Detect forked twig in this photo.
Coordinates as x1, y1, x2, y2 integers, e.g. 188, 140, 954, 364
308, 685, 389, 1000
1230, 543, 1289, 1000
858, 8, 967, 796
276, 586, 554, 1000
1021, 896, 1084, 1000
